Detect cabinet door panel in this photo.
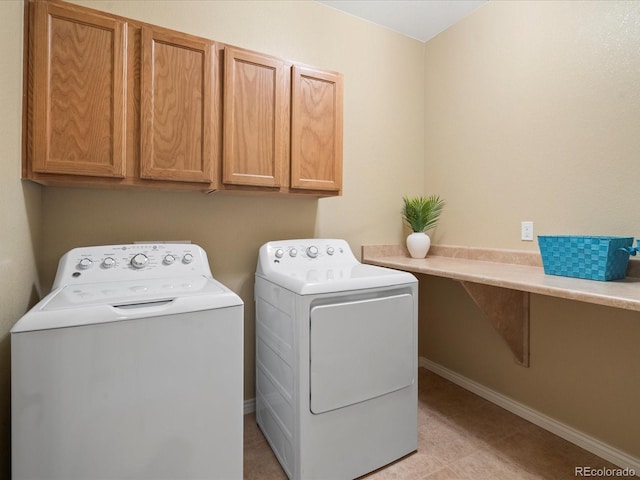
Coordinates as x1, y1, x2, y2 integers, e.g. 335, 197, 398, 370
141, 28, 213, 183
291, 66, 343, 192
223, 48, 287, 187
32, 2, 126, 177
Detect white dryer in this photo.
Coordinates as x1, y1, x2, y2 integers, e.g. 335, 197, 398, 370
11, 243, 243, 480
255, 239, 418, 480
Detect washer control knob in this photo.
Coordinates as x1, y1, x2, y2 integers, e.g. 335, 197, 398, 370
275, 249, 284, 259
326, 246, 335, 256
163, 255, 175, 265
289, 248, 298, 257
130, 253, 149, 269
102, 257, 116, 269
306, 246, 319, 258
78, 258, 93, 269
182, 253, 194, 264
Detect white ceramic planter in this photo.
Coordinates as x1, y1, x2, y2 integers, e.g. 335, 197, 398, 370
406, 232, 431, 258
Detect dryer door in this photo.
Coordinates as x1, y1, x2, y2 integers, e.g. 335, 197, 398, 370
309, 293, 414, 414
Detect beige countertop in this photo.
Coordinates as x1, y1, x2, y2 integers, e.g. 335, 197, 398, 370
362, 244, 640, 312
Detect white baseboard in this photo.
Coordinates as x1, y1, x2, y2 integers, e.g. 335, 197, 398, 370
419, 357, 640, 473
244, 397, 256, 415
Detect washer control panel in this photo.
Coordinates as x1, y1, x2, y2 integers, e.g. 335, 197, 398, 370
52, 243, 212, 288
258, 239, 358, 275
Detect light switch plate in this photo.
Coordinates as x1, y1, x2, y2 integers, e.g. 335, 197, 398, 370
521, 221, 534, 241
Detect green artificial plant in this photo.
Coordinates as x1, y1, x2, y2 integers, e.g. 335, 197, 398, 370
401, 195, 445, 233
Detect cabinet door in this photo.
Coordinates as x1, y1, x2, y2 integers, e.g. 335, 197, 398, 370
291, 66, 343, 192
31, 2, 126, 178
141, 27, 213, 183
223, 47, 287, 187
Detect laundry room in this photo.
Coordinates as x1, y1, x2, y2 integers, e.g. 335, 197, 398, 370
2, 0, 640, 479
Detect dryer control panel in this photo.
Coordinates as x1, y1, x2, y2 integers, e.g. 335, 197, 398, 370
256, 239, 364, 289
257, 239, 358, 272
52, 243, 212, 288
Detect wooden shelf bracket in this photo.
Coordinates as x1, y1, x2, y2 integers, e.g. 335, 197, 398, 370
460, 281, 530, 367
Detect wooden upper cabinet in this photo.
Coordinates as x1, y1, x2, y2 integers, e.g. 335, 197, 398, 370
140, 27, 214, 183
31, 1, 127, 178
223, 47, 287, 188
291, 65, 343, 192
24, 1, 342, 195
222, 49, 344, 195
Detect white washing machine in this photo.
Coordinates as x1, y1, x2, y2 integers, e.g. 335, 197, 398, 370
11, 243, 243, 480
255, 239, 418, 480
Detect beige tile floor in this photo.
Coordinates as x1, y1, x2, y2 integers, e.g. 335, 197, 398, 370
244, 368, 638, 480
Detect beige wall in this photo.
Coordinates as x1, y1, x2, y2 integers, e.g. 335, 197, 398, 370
425, 0, 640, 247
422, 0, 640, 459
0, 0, 42, 474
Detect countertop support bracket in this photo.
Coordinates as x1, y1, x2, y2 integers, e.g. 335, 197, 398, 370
460, 281, 530, 367
362, 243, 640, 367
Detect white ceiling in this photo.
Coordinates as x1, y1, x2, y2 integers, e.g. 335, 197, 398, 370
316, 0, 487, 42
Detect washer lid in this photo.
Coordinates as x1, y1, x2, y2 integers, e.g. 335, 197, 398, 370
257, 263, 417, 294
43, 275, 223, 310
11, 276, 243, 333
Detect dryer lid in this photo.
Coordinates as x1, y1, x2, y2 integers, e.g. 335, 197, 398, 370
257, 263, 416, 294
256, 239, 417, 294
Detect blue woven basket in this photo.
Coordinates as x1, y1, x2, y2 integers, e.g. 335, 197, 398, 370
538, 235, 635, 281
